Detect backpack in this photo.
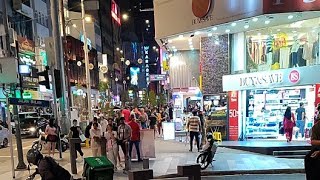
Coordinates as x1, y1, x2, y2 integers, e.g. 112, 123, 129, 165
85, 122, 92, 138
44, 157, 71, 180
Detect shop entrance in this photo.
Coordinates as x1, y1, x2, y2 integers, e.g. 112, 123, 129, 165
244, 85, 315, 140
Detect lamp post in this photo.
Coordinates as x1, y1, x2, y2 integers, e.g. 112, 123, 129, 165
81, 0, 93, 121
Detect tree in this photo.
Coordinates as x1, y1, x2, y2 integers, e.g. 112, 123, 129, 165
159, 93, 167, 106
149, 90, 157, 107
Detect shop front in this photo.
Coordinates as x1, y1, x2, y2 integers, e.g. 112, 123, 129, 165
223, 66, 320, 140
154, 0, 320, 142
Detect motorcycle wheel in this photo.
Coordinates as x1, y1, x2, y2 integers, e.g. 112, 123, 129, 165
32, 142, 42, 151
196, 153, 210, 170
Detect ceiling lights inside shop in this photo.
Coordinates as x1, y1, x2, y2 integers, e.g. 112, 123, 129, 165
162, 11, 320, 52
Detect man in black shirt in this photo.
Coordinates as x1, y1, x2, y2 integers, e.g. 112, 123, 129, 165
69, 119, 84, 161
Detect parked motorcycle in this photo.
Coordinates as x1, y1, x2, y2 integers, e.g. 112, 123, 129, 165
32, 129, 69, 152
196, 133, 218, 170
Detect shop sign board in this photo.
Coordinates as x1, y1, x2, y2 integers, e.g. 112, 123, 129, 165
17, 36, 35, 53
150, 74, 167, 81
263, 0, 320, 14
0, 57, 18, 84
315, 84, 320, 107
228, 91, 238, 141
8, 98, 50, 107
223, 66, 320, 91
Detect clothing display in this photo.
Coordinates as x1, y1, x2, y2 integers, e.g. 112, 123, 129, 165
246, 32, 320, 72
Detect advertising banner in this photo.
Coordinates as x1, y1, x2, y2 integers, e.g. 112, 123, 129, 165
228, 91, 238, 141
0, 57, 18, 84
263, 0, 320, 14
315, 84, 320, 108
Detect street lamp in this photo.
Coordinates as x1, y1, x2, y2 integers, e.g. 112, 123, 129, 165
125, 60, 131, 66
122, 13, 129, 21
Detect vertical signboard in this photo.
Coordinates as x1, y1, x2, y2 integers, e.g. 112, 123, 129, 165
315, 84, 320, 108
228, 91, 239, 141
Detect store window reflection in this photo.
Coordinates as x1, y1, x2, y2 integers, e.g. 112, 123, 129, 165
246, 17, 320, 72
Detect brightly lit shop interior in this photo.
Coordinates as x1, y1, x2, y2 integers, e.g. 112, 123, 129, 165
242, 16, 320, 140
162, 11, 320, 140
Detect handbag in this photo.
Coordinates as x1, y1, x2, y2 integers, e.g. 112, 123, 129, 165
79, 134, 86, 142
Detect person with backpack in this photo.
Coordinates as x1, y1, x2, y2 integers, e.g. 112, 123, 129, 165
26, 148, 71, 180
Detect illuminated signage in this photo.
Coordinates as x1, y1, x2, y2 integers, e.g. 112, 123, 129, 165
111, 1, 121, 25
144, 46, 150, 84
130, 67, 140, 86
150, 74, 167, 81
80, 34, 92, 50
19, 53, 35, 65
240, 72, 283, 87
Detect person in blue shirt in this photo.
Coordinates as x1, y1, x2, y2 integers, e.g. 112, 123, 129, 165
295, 102, 306, 139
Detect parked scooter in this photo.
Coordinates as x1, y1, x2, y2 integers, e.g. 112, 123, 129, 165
32, 129, 69, 152
196, 133, 218, 170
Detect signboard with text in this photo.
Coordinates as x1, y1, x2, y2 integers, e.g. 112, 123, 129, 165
150, 74, 167, 81
0, 57, 18, 84
228, 91, 238, 141
223, 66, 320, 91
9, 98, 50, 107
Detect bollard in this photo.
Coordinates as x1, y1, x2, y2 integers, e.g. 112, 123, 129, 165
85, 138, 90, 148
124, 141, 131, 172
69, 138, 82, 174
143, 158, 149, 169
100, 136, 107, 157
177, 164, 201, 180
128, 169, 153, 180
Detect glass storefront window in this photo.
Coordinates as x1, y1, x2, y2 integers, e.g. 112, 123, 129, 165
245, 17, 320, 72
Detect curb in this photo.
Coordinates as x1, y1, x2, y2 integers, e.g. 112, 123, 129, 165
154, 169, 305, 179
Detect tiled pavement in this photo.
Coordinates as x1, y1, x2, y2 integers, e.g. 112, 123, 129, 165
1, 138, 305, 179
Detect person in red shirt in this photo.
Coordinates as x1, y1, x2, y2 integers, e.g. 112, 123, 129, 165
128, 114, 142, 162
122, 107, 131, 123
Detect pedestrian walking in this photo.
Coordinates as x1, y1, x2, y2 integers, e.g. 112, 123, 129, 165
117, 117, 132, 156
128, 114, 142, 161
69, 119, 84, 162
283, 107, 295, 142
90, 122, 101, 157
295, 102, 306, 139
139, 108, 149, 129
149, 108, 158, 136
187, 111, 201, 152
45, 118, 58, 157
105, 124, 119, 170
157, 110, 163, 137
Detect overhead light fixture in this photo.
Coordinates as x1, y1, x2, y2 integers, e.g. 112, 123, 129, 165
252, 17, 258, 22
225, 29, 230, 33
191, 48, 195, 51
208, 33, 213, 37
277, 29, 281, 32
189, 41, 192, 45
188, 39, 192, 42
258, 32, 261, 36
172, 46, 176, 49
178, 35, 184, 39
231, 22, 237, 27
288, 15, 294, 19
145, 19, 150, 24
195, 31, 200, 35
153, 46, 156, 50
214, 41, 220, 45
212, 27, 217, 31
168, 39, 173, 43
244, 22, 249, 29
72, 24, 77, 28
189, 45, 194, 48
265, 20, 270, 24
173, 49, 178, 52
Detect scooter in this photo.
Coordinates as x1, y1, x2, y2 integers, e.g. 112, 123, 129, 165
196, 133, 218, 170
32, 130, 69, 152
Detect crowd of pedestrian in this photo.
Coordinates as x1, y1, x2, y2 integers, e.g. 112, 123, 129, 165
70, 105, 172, 170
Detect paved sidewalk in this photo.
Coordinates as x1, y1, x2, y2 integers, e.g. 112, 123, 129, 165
0, 138, 305, 179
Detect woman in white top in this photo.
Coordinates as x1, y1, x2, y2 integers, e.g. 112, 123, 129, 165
90, 122, 101, 157
105, 124, 119, 169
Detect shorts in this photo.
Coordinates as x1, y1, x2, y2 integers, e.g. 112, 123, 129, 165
47, 135, 58, 142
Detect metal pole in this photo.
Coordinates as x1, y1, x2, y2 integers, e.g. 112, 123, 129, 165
58, 0, 70, 134
50, 0, 62, 158
81, 0, 93, 121
6, 85, 15, 179
14, 41, 27, 170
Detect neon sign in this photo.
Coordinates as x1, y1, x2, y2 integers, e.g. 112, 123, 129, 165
111, 1, 121, 25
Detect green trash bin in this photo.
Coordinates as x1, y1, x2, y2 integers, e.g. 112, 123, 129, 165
83, 156, 114, 180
